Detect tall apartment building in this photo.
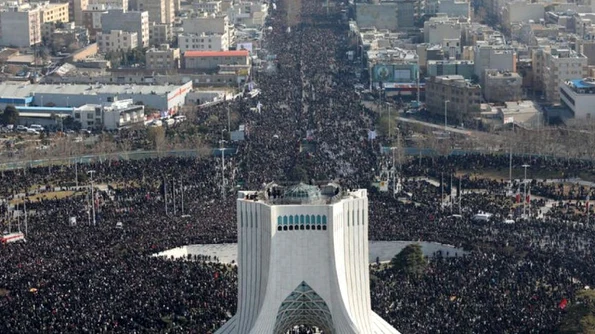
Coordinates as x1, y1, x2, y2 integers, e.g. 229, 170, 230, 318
82, 3, 108, 38
97, 29, 138, 53
483, 70, 523, 103
425, 75, 482, 122
40, 3, 70, 24
178, 32, 229, 52
425, 0, 470, 19
0, 6, 42, 47
423, 15, 463, 44
182, 13, 231, 35
474, 42, 517, 84
149, 22, 172, 46
533, 47, 588, 103
71, 0, 89, 26
136, 0, 174, 24
100, 9, 149, 47
146, 44, 179, 69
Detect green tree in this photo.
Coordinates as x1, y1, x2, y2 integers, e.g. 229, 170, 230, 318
390, 243, 427, 277
558, 289, 595, 334
1, 105, 19, 125
62, 116, 82, 131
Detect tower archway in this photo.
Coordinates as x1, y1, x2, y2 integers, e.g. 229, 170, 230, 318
274, 281, 335, 334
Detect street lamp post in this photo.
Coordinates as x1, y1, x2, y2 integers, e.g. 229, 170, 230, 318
220, 130, 227, 200
444, 100, 450, 132
522, 164, 530, 218
88, 170, 96, 226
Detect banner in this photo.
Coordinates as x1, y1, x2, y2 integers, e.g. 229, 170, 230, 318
379, 181, 388, 192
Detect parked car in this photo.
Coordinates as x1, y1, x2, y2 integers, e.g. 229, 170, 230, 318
29, 124, 44, 131
16, 125, 27, 132
26, 128, 39, 135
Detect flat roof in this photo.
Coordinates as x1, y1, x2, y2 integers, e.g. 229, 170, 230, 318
0, 82, 190, 98
569, 79, 595, 89
16, 106, 74, 112
184, 50, 249, 57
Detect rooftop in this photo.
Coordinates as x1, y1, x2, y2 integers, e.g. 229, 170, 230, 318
0, 81, 190, 98
184, 50, 249, 58
563, 78, 595, 94
239, 182, 364, 205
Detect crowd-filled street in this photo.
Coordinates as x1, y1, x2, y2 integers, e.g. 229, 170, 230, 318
1, 0, 595, 333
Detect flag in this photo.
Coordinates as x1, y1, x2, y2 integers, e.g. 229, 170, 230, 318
515, 188, 521, 203
214, 271, 219, 280
526, 187, 531, 203
559, 298, 568, 309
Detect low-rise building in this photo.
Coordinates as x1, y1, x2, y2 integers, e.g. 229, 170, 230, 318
426, 75, 482, 122
184, 50, 249, 70
494, 100, 542, 128
560, 78, 595, 119
178, 32, 229, 52
483, 70, 522, 103
146, 44, 180, 70
97, 30, 138, 53
0, 80, 192, 114
74, 99, 145, 130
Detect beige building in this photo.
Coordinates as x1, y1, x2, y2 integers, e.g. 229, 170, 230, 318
100, 9, 149, 47
426, 75, 482, 123
178, 32, 229, 52
146, 44, 179, 70
97, 30, 138, 53
0, 6, 42, 47
90, 0, 129, 9
532, 47, 588, 103
136, 0, 174, 24
483, 70, 522, 103
40, 3, 69, 24
183, 50, 249, 70
182, 14, 232, 43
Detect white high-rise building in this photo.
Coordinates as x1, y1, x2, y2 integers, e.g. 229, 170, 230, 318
215, 183, 400, 334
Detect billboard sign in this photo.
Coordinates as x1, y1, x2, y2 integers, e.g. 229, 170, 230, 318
237, 42, 253, 53
373, 65, 393, 82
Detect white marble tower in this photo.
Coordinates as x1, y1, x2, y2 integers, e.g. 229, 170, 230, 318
215, 183, 401, 334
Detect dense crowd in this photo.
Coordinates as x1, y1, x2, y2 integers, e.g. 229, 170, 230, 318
1, 0, 595, 333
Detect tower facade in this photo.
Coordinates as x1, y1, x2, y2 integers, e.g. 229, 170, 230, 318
216, 183, 400, 334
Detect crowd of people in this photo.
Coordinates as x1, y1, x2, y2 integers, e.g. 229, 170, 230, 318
1, 0, 595, 333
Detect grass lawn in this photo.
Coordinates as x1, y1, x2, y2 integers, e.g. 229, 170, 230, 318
456, 168, 574, 181
10, 190, 77, 205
